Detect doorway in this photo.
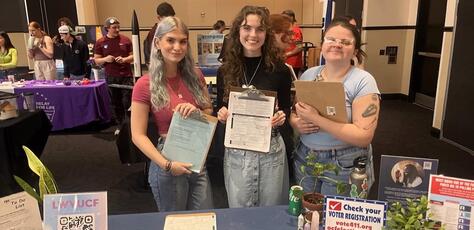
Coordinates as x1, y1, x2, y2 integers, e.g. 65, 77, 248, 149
334, 0, 363, 31
410, 0, 447, 109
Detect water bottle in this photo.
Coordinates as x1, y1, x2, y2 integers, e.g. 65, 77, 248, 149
349, 156, 369, 199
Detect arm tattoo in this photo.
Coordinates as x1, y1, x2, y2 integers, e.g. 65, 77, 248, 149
363, 117, 378, 130
362, 104, 378, 117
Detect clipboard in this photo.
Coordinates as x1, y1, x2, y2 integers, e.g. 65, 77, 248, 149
162, 111, 218, 173
164, 212, 216, 230
294, 80, 348, 123
224, 87, 276, 152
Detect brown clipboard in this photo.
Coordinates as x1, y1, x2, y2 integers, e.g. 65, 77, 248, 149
294, 80, 348, 123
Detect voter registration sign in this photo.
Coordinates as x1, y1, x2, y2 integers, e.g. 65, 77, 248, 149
323, 195, 387, 229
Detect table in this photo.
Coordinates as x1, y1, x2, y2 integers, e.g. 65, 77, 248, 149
199, 66, 218, 85
0, 111, 52, 197
108, 205, 299, 230
13, 80, 111, 131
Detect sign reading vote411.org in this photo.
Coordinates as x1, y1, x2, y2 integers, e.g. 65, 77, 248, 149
323, 195, 387, 230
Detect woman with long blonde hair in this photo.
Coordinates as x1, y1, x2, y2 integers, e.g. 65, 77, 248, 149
131, 16, 213, 211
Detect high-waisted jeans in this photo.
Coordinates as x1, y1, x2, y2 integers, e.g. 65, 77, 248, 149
224, 133, 289, 208
148, 138, 213, 211
294, 141, 374, 196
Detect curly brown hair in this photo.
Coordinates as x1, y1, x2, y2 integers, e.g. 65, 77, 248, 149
221, 5, 283, 97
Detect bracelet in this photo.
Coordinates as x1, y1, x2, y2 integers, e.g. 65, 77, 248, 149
165, 160, 172, 172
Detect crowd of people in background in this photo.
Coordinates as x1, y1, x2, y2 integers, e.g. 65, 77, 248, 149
0, 1, 379, 213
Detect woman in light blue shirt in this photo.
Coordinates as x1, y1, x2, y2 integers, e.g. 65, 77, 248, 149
290, 20, 380, 196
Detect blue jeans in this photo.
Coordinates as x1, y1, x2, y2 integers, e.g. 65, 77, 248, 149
224, 134, 289, 208
294, 141, 374, 196
148, 139, 213, 211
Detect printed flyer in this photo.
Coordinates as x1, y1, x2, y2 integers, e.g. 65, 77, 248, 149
43, 191, 107, 230
378, 155, 438, 203
0, 191, 42, 230
197, 34, 224, 66
323, 195, 387, 230
428, 175, 474, 230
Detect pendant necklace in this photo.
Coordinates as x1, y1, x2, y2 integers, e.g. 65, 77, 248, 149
169, 77, 183, 98
242, 57, 263, 89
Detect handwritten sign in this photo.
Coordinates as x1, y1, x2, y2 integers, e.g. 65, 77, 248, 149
323, 195, 387, 230
43, 191, 107, 230
0, 191, 42, 230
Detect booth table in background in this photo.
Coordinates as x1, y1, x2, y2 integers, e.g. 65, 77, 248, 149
199, 66, 218, 85
0, 111, 52, 197
108, 205, 298, 230
14, 80, 111, 131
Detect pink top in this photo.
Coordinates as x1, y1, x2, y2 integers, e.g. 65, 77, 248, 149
132, 69, 207, 135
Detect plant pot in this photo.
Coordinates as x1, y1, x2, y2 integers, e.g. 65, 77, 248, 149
302, 192, 324, 222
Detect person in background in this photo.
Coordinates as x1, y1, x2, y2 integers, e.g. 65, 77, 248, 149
94, 17, 133, 135
282, 10, 303, 76
144, 2, 176, 65
291, 20, 379, 196
131, 16, 213, 211
27, 21, 56, 80
0, 31, 17, 79
58, 25, 89, 80
53, 17, 74, 44
53, 17, 75, 60
209, 20, 226, 35
269, 14, 292, 53
216, 6, 291, 208
269, 13, 297, 183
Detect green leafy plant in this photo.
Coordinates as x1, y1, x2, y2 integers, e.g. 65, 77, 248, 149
299, 152, 348, 195
385, 195, 444, 230
14, 145, 58, 203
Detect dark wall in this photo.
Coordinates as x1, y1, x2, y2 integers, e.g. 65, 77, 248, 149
0, 0, 28, 32
442, 0, 474, 151
26, 0, 78, 35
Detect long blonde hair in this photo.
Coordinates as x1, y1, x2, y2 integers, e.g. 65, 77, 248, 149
148, 17, 210, 110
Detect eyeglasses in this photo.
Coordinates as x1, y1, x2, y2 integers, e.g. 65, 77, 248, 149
323, 36, 354, 46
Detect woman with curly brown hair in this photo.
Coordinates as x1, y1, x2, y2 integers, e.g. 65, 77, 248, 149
216, 5, 292, 208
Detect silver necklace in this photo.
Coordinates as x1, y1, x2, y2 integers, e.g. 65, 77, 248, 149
242, 57, 262, 88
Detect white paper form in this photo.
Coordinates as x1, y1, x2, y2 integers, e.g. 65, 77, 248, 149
224, 91, 275, 153
164, 212, 216, 230
0, 192, 42, 230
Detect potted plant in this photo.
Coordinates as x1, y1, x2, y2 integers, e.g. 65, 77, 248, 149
14, 145, 58, 204
385, 195, 444, 230
299, 153, 348, 221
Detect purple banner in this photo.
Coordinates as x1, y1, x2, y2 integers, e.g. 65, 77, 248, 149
14, 80, 111, 131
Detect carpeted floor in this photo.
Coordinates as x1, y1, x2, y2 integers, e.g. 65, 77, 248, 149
39, 99, 474, 215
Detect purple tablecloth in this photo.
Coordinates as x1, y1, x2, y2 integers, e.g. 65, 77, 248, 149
14, 80, 111, 131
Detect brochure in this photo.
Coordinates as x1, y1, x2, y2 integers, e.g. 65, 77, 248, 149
428, 175, 474, 230
0, 191, 42, 230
